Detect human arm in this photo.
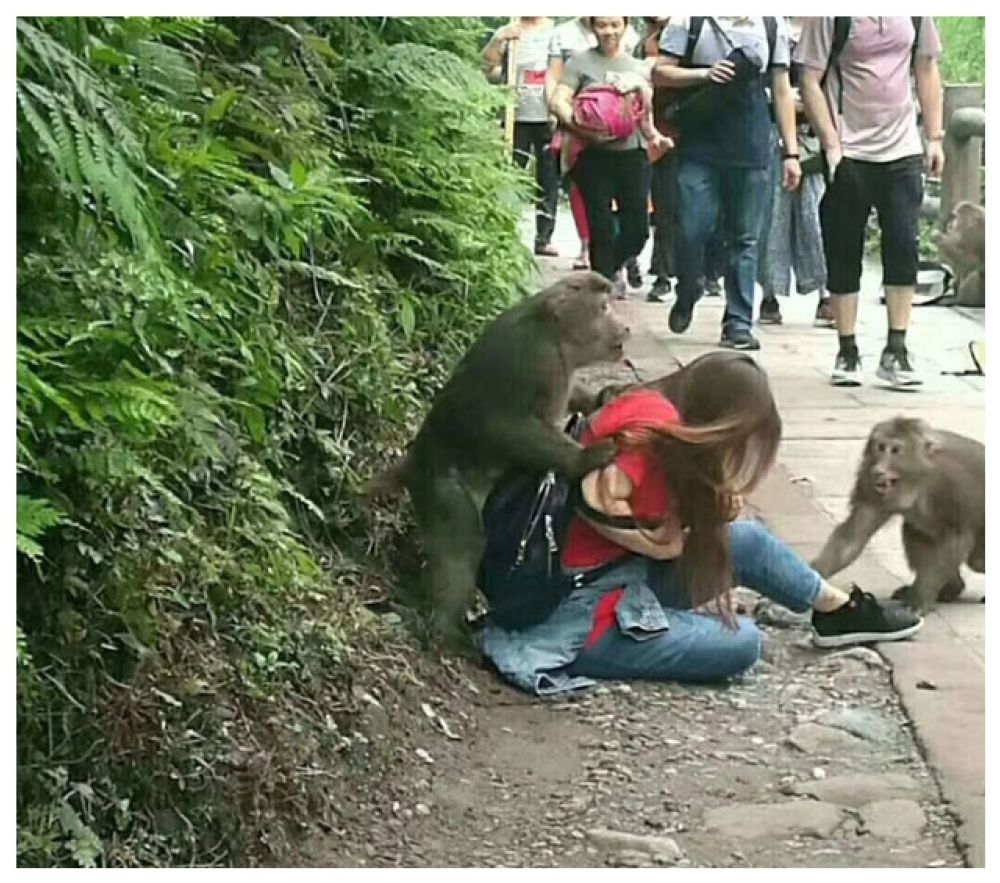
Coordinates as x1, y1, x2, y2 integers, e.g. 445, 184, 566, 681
481, 22, 521, 83
799, 66, 841, 181
771, 67, 802, 190
914, 53, 945, 177
795, 18, 841, 182
652, 54, 735, 89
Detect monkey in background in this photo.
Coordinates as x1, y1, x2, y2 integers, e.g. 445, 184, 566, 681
937, 201, 984, 308
372, 271, 630, 645
812, 417, 984, 613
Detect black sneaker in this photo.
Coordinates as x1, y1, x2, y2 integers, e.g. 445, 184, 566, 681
811, 586, 924, 648
669, 300, 693, 333
626, 258, 643, 289
704, 277, 722, 297
647, 277, 672, 303
720, 328, 761, 351
759, 297, 783, 325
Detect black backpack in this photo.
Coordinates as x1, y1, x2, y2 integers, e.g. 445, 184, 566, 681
821, 17, 924, 115
477, 414, 624, 631
662, 17, 778, 138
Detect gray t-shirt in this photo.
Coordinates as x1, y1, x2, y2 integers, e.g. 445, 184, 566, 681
660, 15, 790, 71
492, 21, 556, 123
558, 48, 650, 151
794, 17, 941, 163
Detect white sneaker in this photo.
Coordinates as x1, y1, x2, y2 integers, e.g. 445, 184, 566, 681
876, 349, 923, 388
831, 350, 863, 386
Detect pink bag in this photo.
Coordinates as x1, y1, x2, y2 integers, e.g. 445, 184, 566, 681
560, 85, 644, 173
572, 85, 644, 141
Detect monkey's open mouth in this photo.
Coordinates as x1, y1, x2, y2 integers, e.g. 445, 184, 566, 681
873, 477, 897, 494
610, 342, 626, 360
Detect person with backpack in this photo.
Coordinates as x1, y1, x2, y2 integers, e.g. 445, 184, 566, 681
795, 17, 944, 388
477, 352, 923, 696
548, 17, 668, 298
757, 16, 834, 328
482, 17, 561, 258
653, 17, 801, 351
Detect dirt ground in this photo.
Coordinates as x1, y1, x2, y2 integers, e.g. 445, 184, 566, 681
298, 591, 965, 868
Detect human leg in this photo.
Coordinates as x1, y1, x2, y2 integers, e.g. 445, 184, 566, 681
820, 158, 872, 385
873, 155, 925, 388
671, 158, 720, 332
570, 149, 617, 280
569, 183, 590, 268
566, 610, 761, 684
719, 165, 770, 348
612, 149, 651, 279
532, 123, 560, 253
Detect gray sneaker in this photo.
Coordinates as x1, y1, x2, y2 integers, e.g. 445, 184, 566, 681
876, 348, 923, 388
831, 350, 863, 387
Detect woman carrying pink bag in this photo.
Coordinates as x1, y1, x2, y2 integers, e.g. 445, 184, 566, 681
549, 17, 671, 297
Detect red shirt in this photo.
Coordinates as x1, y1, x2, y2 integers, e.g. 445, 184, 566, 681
562, 390, 680, 569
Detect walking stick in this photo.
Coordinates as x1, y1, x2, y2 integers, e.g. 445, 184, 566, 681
504, 19, 519, 157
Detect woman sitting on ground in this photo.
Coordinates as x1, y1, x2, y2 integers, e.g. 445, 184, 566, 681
479, 351, 922, 696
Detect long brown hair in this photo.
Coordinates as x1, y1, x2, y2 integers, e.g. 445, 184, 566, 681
616, 352, 782, 619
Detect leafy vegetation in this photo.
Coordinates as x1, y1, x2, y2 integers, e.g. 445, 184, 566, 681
936, 16, 985, 85
17, 16, 531, 866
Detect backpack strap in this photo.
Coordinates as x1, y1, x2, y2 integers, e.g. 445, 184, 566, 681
683, 17, 705, 66
763, 16, 778, 68
822, 17, 922, 116
821, 16, 851, 115
910, 16, 923, 66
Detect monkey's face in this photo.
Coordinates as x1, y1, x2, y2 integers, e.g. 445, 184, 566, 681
545, 272, 631, 367
864, 420, 936, 498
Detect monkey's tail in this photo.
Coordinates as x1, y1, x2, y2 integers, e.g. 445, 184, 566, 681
366, 454, 412, 499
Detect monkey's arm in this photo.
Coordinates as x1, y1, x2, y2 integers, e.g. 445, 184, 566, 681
811, 502, 891, 578
483, 414, 615, 479
567, 383, 600, 415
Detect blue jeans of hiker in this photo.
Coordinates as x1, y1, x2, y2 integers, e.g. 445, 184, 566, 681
566, 520, 822, 684
674, 160, 771, 336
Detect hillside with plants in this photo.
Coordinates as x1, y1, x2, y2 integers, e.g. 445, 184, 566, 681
16, 16, 532, 866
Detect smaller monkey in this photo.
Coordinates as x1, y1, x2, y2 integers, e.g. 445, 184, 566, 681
812, 417, 985, 613
937, 201, 985, 308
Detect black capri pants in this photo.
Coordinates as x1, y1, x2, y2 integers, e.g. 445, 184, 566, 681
820, 154, 924, 295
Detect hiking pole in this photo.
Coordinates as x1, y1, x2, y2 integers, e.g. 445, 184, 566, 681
504, 19, 519, 157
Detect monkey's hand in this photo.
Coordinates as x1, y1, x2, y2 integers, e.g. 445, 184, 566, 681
574, 438, 617, 477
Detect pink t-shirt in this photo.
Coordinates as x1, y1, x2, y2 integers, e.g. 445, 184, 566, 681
794, 17, 941, 163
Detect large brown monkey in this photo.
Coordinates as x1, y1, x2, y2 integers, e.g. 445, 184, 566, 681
812, 417, 985, 612
938, 201, 985, 308
375, 271, 630, 643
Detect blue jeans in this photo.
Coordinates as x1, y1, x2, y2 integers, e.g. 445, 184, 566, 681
675, 160, 771, 336
566, 520, 822, 684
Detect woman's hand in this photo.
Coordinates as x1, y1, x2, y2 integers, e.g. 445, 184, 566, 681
495, 23, 522, 43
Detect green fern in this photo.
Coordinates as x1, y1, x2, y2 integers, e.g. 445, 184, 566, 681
16, 495, 65, 561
